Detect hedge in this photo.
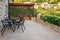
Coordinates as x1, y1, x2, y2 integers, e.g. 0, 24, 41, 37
9, 5, 38, 18
40, 15, 60, 26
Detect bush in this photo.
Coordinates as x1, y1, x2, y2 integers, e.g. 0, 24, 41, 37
9, 6, 37, 17
9, 6, 22, 17
40, 15, 60, 26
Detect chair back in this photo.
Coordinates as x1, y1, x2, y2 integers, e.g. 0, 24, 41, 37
1, 20, 8, 26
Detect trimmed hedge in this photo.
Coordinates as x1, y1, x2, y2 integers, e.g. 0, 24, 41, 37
9, 6, 22, 17
40, 15, 60, 26
9, 5, 38, 18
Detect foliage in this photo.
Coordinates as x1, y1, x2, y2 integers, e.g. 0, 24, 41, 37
38, 8, 60, 17
34, 0, 60, 4
40, 15, 60, 26
23, 7, 38, 17
9, 6, 22, 17
14, 0, 60, 4
34, 9, 39, 17
38, 8, 60, 26
9, 5, 37, 18
24, 7, 34, 17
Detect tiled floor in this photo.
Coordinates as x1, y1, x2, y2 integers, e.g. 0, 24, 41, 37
0, 20, 60, 40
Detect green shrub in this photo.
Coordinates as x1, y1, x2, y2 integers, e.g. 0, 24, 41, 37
9, 6, 22, 17
40, 15, 60, 26
40, 15, 47, 22
9, 6, 37, 17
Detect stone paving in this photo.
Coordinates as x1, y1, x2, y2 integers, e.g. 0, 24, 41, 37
0, 20, 60, 40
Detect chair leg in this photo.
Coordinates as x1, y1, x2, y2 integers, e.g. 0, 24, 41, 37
1, 26, 7, 36
23, 24, 26, 30
12, 24, 16, 32
1, 25, 5, 32
20, 25, 24, 32
18, 25, 19, 29
13, 26, 16, 32
10, 26, 15, 32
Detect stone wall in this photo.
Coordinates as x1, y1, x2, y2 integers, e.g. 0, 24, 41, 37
0, 0, 8, 29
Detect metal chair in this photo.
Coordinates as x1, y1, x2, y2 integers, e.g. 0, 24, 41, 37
15, 19, 25, 32
1, 20, 8, 35
11, 19, 16, 32
20, 19, 25, 30
1, 18, 16, 35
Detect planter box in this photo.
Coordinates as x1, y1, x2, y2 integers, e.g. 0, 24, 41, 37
24, 16, 31, 20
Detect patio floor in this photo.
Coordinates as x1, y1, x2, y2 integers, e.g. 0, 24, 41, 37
0, 20, 60, 40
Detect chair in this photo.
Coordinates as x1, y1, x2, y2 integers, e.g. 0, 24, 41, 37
1, 18, 16, 35
11, 19, 16, 32
20, 19, 25, 29
19, 17, 26, 29
15, 18, 25, 32
1, 20, 8, 35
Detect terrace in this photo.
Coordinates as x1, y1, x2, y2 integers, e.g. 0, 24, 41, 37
0, 0, 60, 40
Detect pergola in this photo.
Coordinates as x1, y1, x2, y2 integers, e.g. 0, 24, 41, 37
9, 2, 35, 18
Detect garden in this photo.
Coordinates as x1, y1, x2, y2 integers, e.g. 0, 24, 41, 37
9, 0, 60, 26
38, 8, 60, 26
9, 5, 38, 19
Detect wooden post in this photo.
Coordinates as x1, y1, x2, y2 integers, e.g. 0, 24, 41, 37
32, 5, 34, 17
8, 0, 10, 18
22, 4, 24, 18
